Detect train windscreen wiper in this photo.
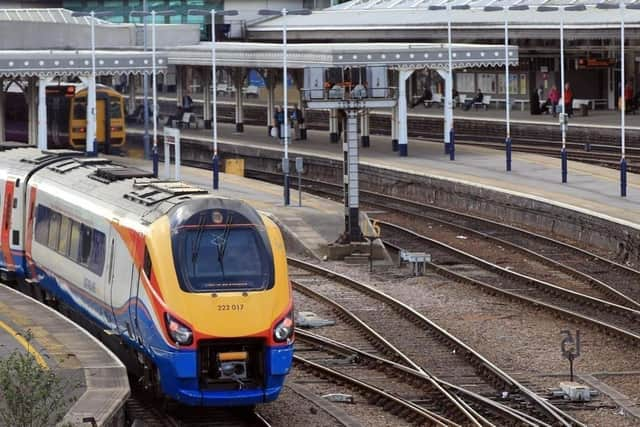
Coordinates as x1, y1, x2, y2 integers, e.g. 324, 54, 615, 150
191, 215, 207, 275
216, 214, 233, 279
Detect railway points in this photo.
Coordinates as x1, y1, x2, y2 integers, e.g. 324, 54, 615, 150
0, 284, 129, 426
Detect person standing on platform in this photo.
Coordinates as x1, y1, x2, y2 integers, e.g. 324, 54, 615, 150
291, 104, 303, 140
564, 82, 573, 118
547, 85, 560, 117
182, 92, 193, 113
624, 81, 633, 113
276, 106, 285, 140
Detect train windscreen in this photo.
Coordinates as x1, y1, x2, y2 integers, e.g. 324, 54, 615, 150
172, 208, 274, 293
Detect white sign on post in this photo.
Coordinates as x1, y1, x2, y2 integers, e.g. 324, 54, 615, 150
163, 127, 181, 180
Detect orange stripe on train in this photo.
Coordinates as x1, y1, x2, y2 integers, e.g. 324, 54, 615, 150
1, 181, 15, 271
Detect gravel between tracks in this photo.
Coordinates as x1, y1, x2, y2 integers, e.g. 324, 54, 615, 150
309, 258, 640, 426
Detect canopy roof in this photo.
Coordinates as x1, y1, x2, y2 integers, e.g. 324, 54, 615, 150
249, 1, 640, 41
0, 51, 167, 78
167, 41, 518, 70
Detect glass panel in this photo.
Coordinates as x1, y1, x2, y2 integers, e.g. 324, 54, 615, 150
47, 212, 61, 249
79, 225, 93, 265
175, 226, 272, 292
58, 216, 72, 256
88, 229, 106, 275
69, 221, 81, 262
35, 205, 50, 245
109, 97, 122, 118
73, 98, 87, 119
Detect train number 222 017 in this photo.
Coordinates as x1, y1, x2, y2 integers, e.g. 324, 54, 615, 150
217, 304, 245, 311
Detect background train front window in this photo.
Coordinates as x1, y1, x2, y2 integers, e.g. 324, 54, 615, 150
174, 226, 273, 292
109, 97, 122, 118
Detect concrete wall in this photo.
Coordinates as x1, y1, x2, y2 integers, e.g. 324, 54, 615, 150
131, 131, 640, 266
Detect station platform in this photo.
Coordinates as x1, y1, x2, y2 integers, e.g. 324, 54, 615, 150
0, 285, 129, 426
128, 120, 640, 231
110, 154, 351, 259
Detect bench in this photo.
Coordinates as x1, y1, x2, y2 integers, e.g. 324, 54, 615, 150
424, 93, 443, 108
512, 99, 529, 111
179, 112, 197, 129
474, 94, 491, 110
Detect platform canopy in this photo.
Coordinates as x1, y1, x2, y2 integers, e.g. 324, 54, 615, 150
0, 50, 168, 79
167, 41, 518, 70
248, 0, 640, 41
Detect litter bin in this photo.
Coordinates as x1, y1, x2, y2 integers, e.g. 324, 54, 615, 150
580, 104, 589, 117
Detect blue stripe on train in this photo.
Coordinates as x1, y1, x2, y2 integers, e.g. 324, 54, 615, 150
8, 253, 292, 406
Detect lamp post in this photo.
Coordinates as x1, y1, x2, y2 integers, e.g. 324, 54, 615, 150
71, 11, 113, 156
597, 3, 640, 197
188, 8, 238, 190
428, 4, 468, 160
484, 5, 528, 172
538, 4, 585, 184
131, 9, 177, 178
259, 8, 312, 206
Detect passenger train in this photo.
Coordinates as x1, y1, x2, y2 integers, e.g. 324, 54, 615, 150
0, 146, 294, 406
6, 83, 126, 151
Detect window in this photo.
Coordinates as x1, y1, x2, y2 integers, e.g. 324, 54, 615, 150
57, 216, 72, 256
35, 205, 50, 245
80, 225, 93, 265
109, 98, 122, 118
88, 230, 106, 275
73, 99, 86, 119
143, 247, 152, 279
69, 220, 81, 261
47, 212, 61, 249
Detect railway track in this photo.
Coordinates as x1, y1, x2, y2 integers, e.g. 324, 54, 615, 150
296, 330, 551, 427
377, 220, 640, 345
243, 168, 640, 310
125, 396, 271, 427
289, 257, 581, 426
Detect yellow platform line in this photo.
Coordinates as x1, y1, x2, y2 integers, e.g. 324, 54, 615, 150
0, 319, 48, 369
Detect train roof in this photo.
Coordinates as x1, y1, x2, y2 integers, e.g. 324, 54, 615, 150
1, 147, 217, 226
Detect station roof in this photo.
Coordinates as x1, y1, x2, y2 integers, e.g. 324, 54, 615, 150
0, 8, 111, 25
166, 41, 518, 70
248, 1, 640, 41
0, 50, 167, 79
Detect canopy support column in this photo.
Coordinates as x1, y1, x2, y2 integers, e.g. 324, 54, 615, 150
26, 77, 37, 146
330, 108, 338, 143
391, 106, 398, 151
360, 108, 369, 147
265, 70, 277, 136
398, 69, 414, 156
37, 76, 50, 150
0, 80, 5, 144
127, 75, 137, 117
202, 69, 212, 128
232, 68, 244, 133
437, 69, 453, 154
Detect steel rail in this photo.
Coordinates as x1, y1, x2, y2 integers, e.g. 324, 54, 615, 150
293, 282, 485, 426
296, 329, 549, 427
244, 167, 640, 310
288, 257, 580, 427
378, 220, 640, 344
293, 355, 455, 427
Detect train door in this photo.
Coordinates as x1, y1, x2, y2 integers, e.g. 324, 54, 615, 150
107, 230, 138, 341
96, 98, 107, 145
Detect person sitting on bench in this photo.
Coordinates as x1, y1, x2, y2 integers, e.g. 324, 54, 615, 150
464, 89, 483, 111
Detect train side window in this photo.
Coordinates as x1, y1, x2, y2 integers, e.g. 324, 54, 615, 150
73, 99, 86, 119
34, 205, 51, 245
47, 212, 61, 250
79, 225, 93, 265
88, 229, 106, 275
143, 247, 152, 279
109, 98, 122, 118
57, 216, 72, 256
69, 220, 81, 262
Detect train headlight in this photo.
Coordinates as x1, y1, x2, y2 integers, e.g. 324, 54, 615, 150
164, 313, 193, 346
273, 311, 294, 343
